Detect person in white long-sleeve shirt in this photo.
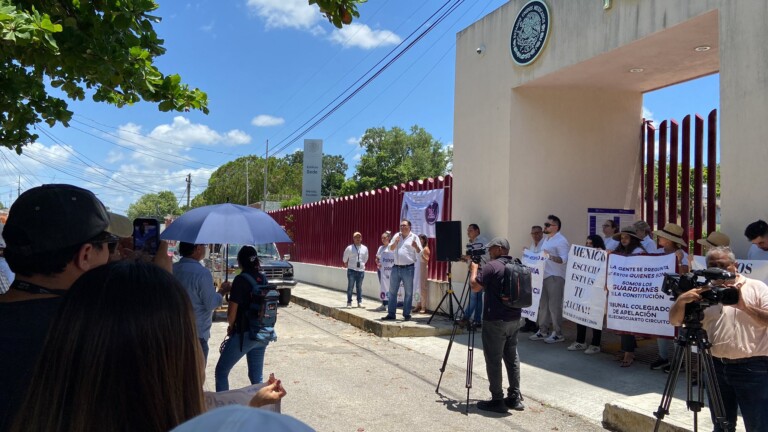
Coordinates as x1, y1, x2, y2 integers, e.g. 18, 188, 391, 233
529, 215, 570, 344
343, 232, 369, 308
744, 220, 768, 260
381, 220, 422, 321
634, 220, 657, 254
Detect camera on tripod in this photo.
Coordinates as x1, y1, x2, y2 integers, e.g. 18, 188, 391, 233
466, 245, 486, 264
661, 268, 739, 306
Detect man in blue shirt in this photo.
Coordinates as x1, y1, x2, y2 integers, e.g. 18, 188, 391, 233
173, 242, 231, 362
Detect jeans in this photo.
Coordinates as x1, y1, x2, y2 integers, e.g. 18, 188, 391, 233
387, 265, 414, 318
199, 338, 209, 363
464, 291, 483, 323
347, 269, 364, 303
482, 319, 522, 400
215, 332, 270, 391
709, 356, 768, 432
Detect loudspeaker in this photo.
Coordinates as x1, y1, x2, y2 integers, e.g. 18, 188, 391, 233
435, 221, 462, 262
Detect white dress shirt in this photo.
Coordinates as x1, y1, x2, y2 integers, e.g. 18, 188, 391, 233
542, 231, 570, 278
389, 232, 422, 265
343, 244, 369, 271
747, 244, 768, 260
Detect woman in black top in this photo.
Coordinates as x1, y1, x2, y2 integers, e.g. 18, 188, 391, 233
214, 246, 277, 391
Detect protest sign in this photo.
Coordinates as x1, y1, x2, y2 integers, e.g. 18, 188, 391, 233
520, 249, 546, 321
691, 256, 768, 284
562, 245, 607, 330
400, 189, 444, 238
378, 249, 404, 303
606, 254, 676, 336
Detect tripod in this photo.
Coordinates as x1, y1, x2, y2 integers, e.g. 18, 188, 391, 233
653, 306, 729, 432
435, 266, 478, 414
428, 261, 462, 324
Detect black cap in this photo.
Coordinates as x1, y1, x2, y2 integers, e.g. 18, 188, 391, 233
4, 184, 110, 256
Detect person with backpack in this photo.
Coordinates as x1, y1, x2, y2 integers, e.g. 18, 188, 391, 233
469, 237, 526, 414
215, 246, 278, 391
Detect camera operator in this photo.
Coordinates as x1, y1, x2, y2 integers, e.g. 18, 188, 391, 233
460, 224, 488, 328
469, 237, 524, 414
669, 246, 768, 432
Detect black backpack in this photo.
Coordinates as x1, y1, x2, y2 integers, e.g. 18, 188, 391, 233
499, 257, 533, 309
239, 272, 280, 340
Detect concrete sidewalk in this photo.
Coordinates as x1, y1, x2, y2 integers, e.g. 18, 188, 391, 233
285, 282, 744, 432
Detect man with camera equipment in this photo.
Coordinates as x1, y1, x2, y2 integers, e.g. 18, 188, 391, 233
382, 220, 422, 321
530, 215, 570, 344
343, 232, 369, 308
669, 246, 768, 432
469, 237, 525, 413
460, 223, 489, 328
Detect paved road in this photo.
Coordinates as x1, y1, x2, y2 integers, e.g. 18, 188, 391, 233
204, 303, 604, 432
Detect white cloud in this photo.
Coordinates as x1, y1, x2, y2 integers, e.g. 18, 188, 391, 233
642, 106, 655, 123
251, 114, 285, 127
353, 153, 361, 161
346, 136, 361, 146
200, 21, 215, 33
329, 23, 402, 49
246, 0, 321, 30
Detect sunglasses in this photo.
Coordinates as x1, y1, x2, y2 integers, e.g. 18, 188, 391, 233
544, 222, 552, 228
89, 232, 120, 253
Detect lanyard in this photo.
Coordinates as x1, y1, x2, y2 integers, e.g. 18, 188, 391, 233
10, 280, 68, 297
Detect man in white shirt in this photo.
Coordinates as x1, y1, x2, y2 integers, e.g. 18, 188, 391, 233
529, 215, 570, 344
602, 219, 620, 251
381, 220, 422, 321
634, 220, 657, 253
343, 232, 369, 308
744, 220, 768, 260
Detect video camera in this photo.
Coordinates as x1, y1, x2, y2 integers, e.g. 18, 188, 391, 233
466, 243, 486, 264
661, 268, 739, 306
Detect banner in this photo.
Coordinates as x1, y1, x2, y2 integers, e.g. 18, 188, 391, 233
520, 249, 546, 321
400, 190, 444, 238
562, 245, 607, 330
691, 256, 768, 284
379, 249, 404, 304
606, 254, 676, 336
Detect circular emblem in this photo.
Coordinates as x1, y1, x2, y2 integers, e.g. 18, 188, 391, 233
510, 0, 550, 66
424, 201, 439, 225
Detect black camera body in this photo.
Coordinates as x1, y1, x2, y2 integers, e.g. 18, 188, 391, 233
466, 245, 486, 264
661, 268, 739, 306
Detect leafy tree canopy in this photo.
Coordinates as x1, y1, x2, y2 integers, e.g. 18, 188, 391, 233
127, 190, 180, 221
341, 125, 452, 195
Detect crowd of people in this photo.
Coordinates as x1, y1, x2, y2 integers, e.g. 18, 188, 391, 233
0, 184, 310, 432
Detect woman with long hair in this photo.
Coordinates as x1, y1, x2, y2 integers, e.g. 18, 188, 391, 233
215, 246, 277, 391
611, 227, 646, 367
413, 234, 430, 314
566, 235, 606, 355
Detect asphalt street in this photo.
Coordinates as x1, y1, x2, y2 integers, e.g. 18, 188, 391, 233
204, 303, 604, 432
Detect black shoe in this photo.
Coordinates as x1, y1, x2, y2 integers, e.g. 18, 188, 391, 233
403, 315, 412, 321
662, 363, 686, 374
503, 397, 525, 411
477, 399, 508, 413
650, 358, 671, 370
473, 321, 482, 329
381, 315, 396, 321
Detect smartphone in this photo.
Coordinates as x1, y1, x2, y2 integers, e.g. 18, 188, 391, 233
133, 218, 160, 256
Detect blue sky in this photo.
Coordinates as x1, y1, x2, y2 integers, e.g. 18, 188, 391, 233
0, 1, 719, 215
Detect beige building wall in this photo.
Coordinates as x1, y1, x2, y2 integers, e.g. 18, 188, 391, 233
454, 0, 767, 259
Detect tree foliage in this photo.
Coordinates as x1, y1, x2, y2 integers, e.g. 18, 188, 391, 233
284, 150, 348, 198
0, 0, 210, 153
313, 0, 367, 28
651, 162, 720, 199
127, 190, 180, 221
341, 125, 452, 195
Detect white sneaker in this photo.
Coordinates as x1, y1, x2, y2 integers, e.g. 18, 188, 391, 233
346, 302, 352, 308
584, 345, 601, 355
373, 304, 387, 312
544, 332, 565, 344
529, 331, 546, 341
567, 342, 588, 351
357, 302, 363, 308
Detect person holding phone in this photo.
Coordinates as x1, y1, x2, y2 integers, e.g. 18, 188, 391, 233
381, 220, 422, 321
342, 232, 369, 308
133, 219, 160, 256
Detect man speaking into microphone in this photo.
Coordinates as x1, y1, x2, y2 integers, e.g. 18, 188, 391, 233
381, 219, 422, 321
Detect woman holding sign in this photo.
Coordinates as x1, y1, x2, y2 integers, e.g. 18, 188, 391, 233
612, 227, 647, 367
649, 223, 689, 371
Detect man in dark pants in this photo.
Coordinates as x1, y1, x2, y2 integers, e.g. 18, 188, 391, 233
470, 237, 525, 413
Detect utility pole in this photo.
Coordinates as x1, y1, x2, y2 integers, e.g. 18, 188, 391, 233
262, 139, 269, 211
185, 173, 191, 208
246, 159, 250, 206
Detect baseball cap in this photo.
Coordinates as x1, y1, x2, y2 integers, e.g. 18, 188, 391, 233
486, 237, 510, 250
4, 184, 110, 256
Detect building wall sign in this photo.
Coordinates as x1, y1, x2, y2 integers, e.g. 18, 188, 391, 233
510, 0, 550, 66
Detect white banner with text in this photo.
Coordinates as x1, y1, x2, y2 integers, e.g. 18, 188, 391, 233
400, 189, 444, 238
520, 249, 546, 321
691, 256, 768, 284
562, 245, 608, 330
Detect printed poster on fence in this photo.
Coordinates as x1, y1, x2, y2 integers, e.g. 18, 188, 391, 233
520, 249, 546, 321
400, 189, 444, 238
691, 256, 768, 284
606, 254, 676, 336
379, 249, 404, 304
562, 245, 607, 331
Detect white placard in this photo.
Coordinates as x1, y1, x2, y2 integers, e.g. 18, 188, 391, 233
606, 254, 676, 336
691, 256, 768, 284
378, 249, 404, 303
520, 249, 546, 321
400, 190, 444, 238
562, 245, 608, 330
302, 139, 323, 203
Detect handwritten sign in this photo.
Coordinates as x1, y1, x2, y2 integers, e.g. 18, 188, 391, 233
562, 245, 607, 330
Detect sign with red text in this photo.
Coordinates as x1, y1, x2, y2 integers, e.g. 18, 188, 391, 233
562, 245, 607, 330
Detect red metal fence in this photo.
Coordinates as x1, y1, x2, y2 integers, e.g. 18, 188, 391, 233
642, 109, 718, 256
269, 175, 453, 281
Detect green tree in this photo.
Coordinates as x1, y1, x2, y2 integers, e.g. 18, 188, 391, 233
344, 125, 452, 194
284, 151, 348, 197
127, 190, 180, 220
0, 0, 366, 153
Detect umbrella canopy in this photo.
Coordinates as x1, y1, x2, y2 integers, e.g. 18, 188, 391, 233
160, 203, 291, 245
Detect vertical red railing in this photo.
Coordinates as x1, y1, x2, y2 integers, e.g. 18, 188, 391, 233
657, 121, 668, 229
681, 116, 691, 245
645, 124, 656, 224
669, 120, 679, 224
707, 110, 718, 237
693, 115, 704, 256
270, 175, 452, 281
